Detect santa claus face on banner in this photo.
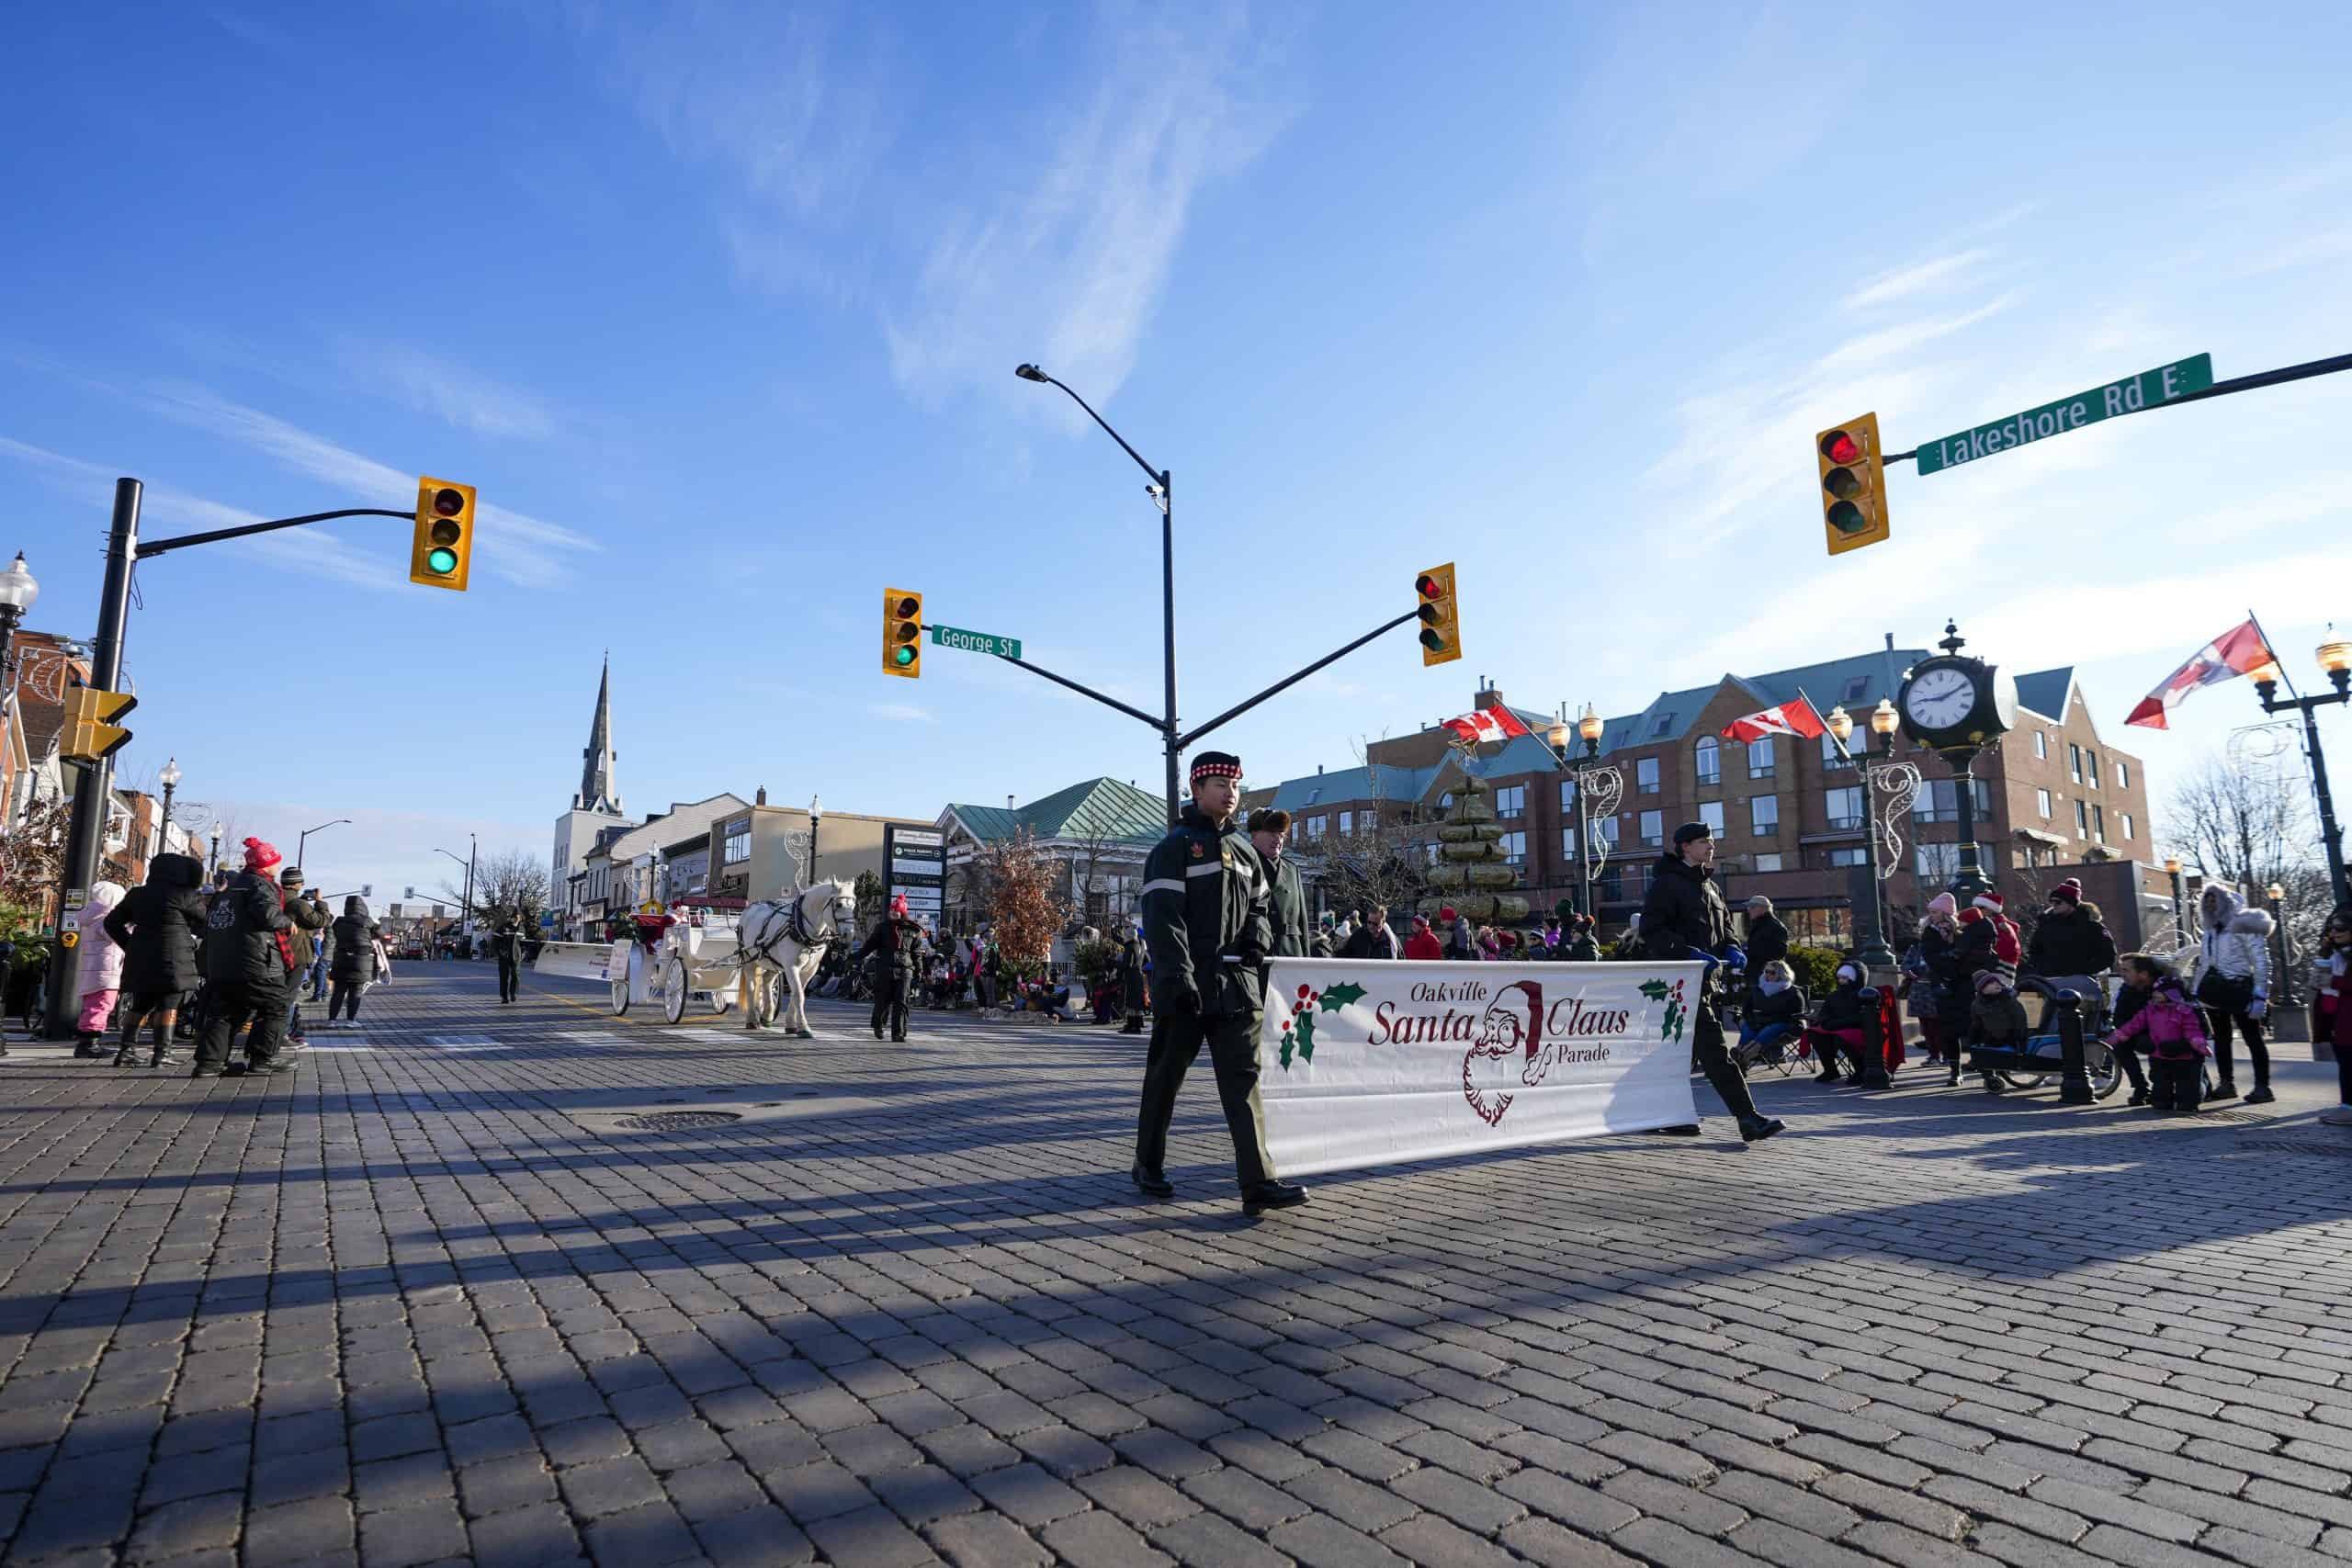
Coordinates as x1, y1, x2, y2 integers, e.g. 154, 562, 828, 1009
1463, 980, 1543, 1127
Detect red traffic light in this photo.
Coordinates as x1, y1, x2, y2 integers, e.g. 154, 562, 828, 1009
432, 487, 466, 518
1417, 574, 1441, 599
1819, 431, 1860, 467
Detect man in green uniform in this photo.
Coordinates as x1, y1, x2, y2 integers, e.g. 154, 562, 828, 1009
1133, 753, 1307, 1216
855, 896, 927, 1042
1248, 809, 1312, 959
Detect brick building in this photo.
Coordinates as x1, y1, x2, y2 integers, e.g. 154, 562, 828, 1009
1246, 648, 2166, 946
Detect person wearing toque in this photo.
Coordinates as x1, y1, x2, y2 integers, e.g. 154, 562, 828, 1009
1132, 751, 1308, 1216
1634, 819, 1787, 1144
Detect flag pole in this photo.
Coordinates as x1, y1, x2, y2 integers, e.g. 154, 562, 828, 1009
2248, 608, 2304, 700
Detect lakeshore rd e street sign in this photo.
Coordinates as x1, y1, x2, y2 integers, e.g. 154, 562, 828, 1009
1916, 354, 2212, 476
930, 623, 1022, 660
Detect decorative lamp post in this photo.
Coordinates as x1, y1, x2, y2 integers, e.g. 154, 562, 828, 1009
808, 795, 821, 887
2164, 855, 2186, 952
158, 757, 181, 842
2267, 880, 2294, 1007
2252, 631, 2351, 911
0, 552, 36, 764
1548, 704, 1620, 923
1826, 704, 1892, 967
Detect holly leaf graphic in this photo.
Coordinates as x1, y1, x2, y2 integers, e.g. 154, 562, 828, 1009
1638, 979, 1669, 1001
1293, 1009, 1317, 1063
1317, 982, 1366, 1013
1278, 1028, 1295, 1070
1662, 1000, 1684, 1042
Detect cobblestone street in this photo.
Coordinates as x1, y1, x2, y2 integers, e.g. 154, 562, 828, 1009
2, 961, 2349, 1567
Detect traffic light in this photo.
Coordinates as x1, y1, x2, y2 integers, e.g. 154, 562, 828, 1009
1816, 413, 1890, 556
61, 685, 137, 764
410, 477, 477, 590
1415, 563, 1460, 667
883, 588, 923, 678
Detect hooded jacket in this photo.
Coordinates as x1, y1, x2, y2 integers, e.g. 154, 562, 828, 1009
105, 853, 208, 998
74, 880, 128, 996
2192, 885, 2274, 998
2108, 976, 2212, 1057
2026, 901, 2117, 978
203, 869, 294, 987
331, 898, 383, 986
1403, 921, 1443, 961
284, 886, 331, 969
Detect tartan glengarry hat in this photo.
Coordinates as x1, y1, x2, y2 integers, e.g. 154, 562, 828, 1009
1189, 750, 1242, 784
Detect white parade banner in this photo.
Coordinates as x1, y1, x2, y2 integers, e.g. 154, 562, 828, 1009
1257, 958, 1703, 1178
531, 942, 615, 982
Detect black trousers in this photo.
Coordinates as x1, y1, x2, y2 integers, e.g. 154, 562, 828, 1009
1135, 1007, 1272, 1191
196, 978, 290, 1072
329, 982, 365, 1021
2205, 1005, 2268, 1087
1692, 1003, 1761, 1123
497, 953, 520, 1001
2151, 1056, 2203, 1110
871, 979, 910, 1040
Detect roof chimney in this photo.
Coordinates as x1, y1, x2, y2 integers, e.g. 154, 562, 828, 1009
755, 785, 767, 806
1475, 684, 1507, 712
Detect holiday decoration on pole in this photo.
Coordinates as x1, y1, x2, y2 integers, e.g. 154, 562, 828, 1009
1425, 739, 1529, 925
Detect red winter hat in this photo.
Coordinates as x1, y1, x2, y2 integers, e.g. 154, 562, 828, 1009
2051, 879, 2083, 905
1440, 907, 1458, 922
890, 894, 909, 917
1972, 891, 2005, 913
242, 837, 282, 872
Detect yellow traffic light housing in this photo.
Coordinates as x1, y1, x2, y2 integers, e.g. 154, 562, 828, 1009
1817, 414, 1890, 555
1415, 563, 1460, 667
884, 588, 923, 678
62, 685, 137, 764
411, 477, 477, 590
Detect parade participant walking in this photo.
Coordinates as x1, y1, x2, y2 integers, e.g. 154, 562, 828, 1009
1249, 810, 1312, 961
193, 840, 297, 1078
104, 852, 206, 1067
855, 896, 926, 1042
491, 914, 526, 1003
70, 880, 128, 1059
1114, 921, 1148, 1034
1636, 822, 1786, 1143
2192, 883, 2275, 1103
280, 868, 328, 1045
1132, 751, 1306, 1215
327, 897, 382, 1024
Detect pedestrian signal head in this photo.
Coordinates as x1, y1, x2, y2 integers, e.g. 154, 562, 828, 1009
1415, 563, 1460, 667
411, 477, 477, 590
884, 588, 923, 678
1815, 414, 1889, 556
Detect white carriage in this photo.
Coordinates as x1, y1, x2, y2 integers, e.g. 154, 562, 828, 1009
606, 905, 744, 1025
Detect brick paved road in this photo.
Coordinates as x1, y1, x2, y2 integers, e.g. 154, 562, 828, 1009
2, 961, 2349, 1567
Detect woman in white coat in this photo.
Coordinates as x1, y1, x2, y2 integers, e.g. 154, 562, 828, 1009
2192, 882, 2276, 1104
73, 880, 128, 1057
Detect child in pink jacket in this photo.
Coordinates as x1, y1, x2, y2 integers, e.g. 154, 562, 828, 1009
2103, 954, 2211, 1114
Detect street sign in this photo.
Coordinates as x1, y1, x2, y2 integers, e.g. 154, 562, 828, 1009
929, 624, 1023, 660
1916, 354, 2212, 476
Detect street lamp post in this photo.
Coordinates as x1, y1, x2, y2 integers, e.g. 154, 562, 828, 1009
297, 817, 351, 872
1546, 705, 1617, 923
158, 758, 181, 843
0, 553, 37, 769
808, 795, 821, 887
2251, 635, 2352, 911
2164, 855, 2187, 953
1824, 699, 1905, 968
2267, 880, 2294, 1007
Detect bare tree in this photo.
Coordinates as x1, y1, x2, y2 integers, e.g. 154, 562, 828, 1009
0, 796, 70, 936
2166, 745, 2333, 985
1306, 750, 1429, 921
438, 848, 550, 926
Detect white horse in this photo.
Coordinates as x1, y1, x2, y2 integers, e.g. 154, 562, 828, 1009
736, 878, 857, 1038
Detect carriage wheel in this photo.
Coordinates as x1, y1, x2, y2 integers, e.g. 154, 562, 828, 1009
2086, 1040, 2124, 1100
1998, 1071, 2049, 1090
608, 977, 629, 1016
662, 956, 689, 1024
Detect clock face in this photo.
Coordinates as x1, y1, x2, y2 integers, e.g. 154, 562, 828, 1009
1904, 666, 1976, 730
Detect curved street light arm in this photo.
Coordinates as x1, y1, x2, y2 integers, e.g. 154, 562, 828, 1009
1038, 375, 1165, 486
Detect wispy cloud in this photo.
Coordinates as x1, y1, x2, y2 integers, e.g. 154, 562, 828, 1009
1851, 248, 1992, 309
870, 701, 933, 723
881, 5, 1289, 409
334, 341, 560, 440
1814, 293, 2018, 373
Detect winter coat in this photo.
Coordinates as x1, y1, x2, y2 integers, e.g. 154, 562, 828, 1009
1139, 807, 1271, 1016
74, 880, 128, 996
1744, 912, 1791, 973
1564, 933, 1601, 963
1115, 935, 1148, 1009
1970, 988, 2030, 1046
2107, 977, 2212, 1058
491, 922, 526, 960
1263, 854, 1313, 959
1403, 927, 1443, 961
1956, 908, 2020, 981
1813, 983, 1871, 1032
331, 902, 383, 986
1747, 984, 1806, 1031
1444, 916, 1477, 960
202, 870, 294, 987
105, 853, 208, 998
2026, 903, 2117, 979
1637, 852, 1734, 1000
2191, 886, 2274, 999
1918, 919, 1973, 1027
285, 890, 331, 969
1341, 922, 1400, 960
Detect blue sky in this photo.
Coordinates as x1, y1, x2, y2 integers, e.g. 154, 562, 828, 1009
6, 2, 2350, 906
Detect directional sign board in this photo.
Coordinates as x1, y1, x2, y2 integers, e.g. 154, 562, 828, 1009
884, 825, 946, 925
1916, 354, 2212, 476
929, 624, 1022, 660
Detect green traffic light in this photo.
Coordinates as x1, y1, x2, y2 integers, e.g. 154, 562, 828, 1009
426, 547, 459, 574
1826, 501, 1870, 535
894, 645, 915, 666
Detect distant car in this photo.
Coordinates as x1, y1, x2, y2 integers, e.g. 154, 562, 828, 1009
401, 942, 425, 961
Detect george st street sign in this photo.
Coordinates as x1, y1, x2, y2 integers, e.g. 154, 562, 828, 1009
1915, 353, 2212, 476
929, 623, 1022, 660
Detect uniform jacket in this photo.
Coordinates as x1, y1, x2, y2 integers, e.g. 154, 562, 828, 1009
203, 870, 294, 987
2026, 904, 2117, 978
285, 891, 331, 970
854, 917, 928, 979
75, 880, 128, 996
106, 854, 208, 998
1139, 806, 1272, 1016
491, 923, 526, 960
1262, 852, 1313, 959
1637, 852, 1733, 994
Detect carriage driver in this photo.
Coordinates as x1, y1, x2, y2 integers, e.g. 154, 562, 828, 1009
855, 895, 928, 1043
1131, 751, 1308, 1217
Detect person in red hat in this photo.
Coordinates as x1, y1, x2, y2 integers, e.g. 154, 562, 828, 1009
854, 893, 927, 1043
192, 838, 298, 1078
2024, 876, 2117, 1005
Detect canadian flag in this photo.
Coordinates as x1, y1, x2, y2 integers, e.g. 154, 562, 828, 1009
2126, 619, 2273, 729
1441, 706, 1532, 746
1721, 697, 1826, 743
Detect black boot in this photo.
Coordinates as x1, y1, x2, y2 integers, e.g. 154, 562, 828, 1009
74, 1032, 105, 1058
2243, 1083, 2276, 1105
1945, 1063, 1962, 1087
1242, 1180, 1308, 1215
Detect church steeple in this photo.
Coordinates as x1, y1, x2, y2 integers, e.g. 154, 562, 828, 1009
574, 653, 622, 815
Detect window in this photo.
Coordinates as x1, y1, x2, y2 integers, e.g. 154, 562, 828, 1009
1826, 785, 1864, 831
2068, 743, 2083, 784
2117, 760, 2129, 790
1561, 826, 1577, 858
1842, 674, 1871, 703
2075, 799, 2089, 835
1913, 779, 1994, 824
1499, 830, 1526, 866
1753, 853, 1784, 873
1822, 731, 1850, 769
1558, 779, 1576, 810
1698, 800, 1725, 836
1917, 843, 1960, 879
1362, 810, 1379, 836
1639, 810, 1664, 848
1424, 841, 1442, 866
1305, 815, 1326, 840
1637, 757, 1660, 795
1827, 847, 1868, 868
2036, 789, 2052, 819
2034, 731, 2047, 760
723, 818, 751, 864
1751, 795, 1780, 836
1747, 737, 1775, 779
2092, 804, 2105, 840
2121, 812, 2135, 841
1694, 738, 1720, 786
1494, 785, 1525, 818
2085, 752, 2099, 789
1650, 712, 1676, 739
1593, 816, 1620, 850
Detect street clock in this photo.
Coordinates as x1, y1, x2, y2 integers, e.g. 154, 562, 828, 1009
1897, 621, 2018, 753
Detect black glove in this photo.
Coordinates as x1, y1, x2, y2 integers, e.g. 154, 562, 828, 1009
1238, 942, 1269, 967
1163, 981, 1203, 1016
